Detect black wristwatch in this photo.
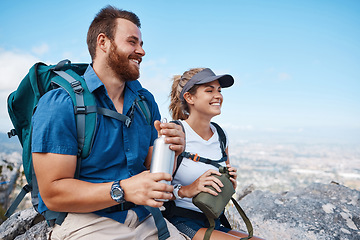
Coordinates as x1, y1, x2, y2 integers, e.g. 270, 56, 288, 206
110, 180, 126, 204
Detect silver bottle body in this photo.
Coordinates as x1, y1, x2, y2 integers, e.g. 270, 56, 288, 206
150, 135, 175, 186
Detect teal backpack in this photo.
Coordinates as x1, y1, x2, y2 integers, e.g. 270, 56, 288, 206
4, 59, 151, 225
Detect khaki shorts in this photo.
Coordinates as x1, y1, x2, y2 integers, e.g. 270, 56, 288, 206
50, 210, 190, 240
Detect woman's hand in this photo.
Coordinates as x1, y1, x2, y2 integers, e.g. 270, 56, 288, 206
227, 164, 238, 190
180, 169, 223, 198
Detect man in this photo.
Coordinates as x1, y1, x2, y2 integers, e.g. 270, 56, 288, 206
32, 5, 188, 240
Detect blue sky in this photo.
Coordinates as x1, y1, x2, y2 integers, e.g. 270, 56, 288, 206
0, 0, 359, 144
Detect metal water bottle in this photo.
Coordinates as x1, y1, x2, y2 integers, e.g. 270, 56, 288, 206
150, 119, 175, 187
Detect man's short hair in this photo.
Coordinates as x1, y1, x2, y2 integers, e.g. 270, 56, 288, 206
87, 5, 141, 61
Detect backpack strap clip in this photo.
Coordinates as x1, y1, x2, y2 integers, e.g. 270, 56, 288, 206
192, 153, 200, 162
125, 118, 132, 128
23, 183, 33, 193
70, 80, 84, 93
7, 129, 17, 138
74, 106, 87, 114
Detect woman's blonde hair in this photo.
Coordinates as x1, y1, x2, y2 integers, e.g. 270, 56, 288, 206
169, 68, 206, 120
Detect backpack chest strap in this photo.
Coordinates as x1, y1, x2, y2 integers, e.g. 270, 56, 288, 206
180, 152, 227, 169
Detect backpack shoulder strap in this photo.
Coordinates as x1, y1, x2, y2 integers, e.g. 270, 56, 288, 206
135, 94, 151, 125
144, 206, 170, 240
51, 65, 96, 161
210, 122, 227, 158
170, 120, 184, 177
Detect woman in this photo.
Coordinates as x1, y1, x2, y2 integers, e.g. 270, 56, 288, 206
167, 68, 263, 240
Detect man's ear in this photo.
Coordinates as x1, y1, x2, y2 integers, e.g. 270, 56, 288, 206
183, 92, 194, 105
97, 33, 110, 53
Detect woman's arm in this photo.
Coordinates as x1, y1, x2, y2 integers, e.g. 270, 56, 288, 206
177, 169, 223, 198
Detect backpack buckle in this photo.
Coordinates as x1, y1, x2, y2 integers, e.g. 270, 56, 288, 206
125, 118, 132, 128
7, 129, 17, 138
23, 184, 32, 193
192, 154, 200, 162
74, 106, 87, 114
71, 81, 84, 93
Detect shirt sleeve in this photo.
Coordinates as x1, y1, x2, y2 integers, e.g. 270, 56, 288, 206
31, 88, 78, 155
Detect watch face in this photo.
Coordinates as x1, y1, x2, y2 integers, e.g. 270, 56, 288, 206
111, 181, 125, 203
113, 188, 122, 197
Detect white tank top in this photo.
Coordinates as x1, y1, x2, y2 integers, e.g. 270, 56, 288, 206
172, 120, 228, 212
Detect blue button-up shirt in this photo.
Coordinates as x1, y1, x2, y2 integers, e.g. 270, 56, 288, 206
32, 65, 161, 223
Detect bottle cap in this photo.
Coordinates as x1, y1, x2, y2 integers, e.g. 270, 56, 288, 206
158, 118, 168, 137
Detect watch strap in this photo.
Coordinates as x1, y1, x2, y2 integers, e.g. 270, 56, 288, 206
111, 180, 125, 203
173, 184, 183, 199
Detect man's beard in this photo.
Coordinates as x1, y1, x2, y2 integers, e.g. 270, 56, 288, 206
107, 42, 140, 81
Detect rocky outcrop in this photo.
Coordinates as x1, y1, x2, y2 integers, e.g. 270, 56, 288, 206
227, 182, 360, 240
1, 182, 359, 240
0, 152, 21, 205
0, 152, 22, 223
0, 208, 50, 240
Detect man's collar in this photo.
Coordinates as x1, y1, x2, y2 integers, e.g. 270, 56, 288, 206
83, 64, 103, 93
83, 64, 143, 94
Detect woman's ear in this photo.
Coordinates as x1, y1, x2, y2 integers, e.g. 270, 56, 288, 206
183, 92, 194, 105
